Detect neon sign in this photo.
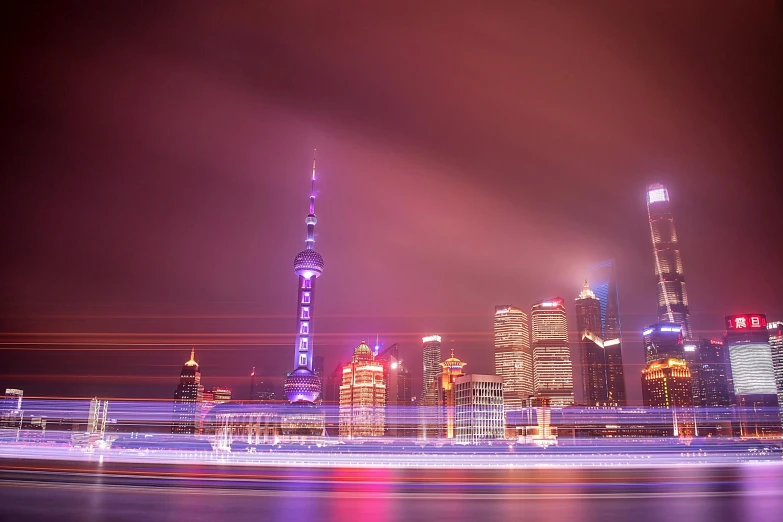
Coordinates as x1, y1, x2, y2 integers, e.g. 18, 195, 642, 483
726, 314, 766, 331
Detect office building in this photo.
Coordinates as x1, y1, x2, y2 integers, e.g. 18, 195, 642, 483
641, 358, 695, 436
437, 350, 467, 438
494, 305, 533, 410
339, 341, 386, 438
421, 335, 442, 405
725, 314, 781, 438
682, 338, 734, 435
172, 348, 203, 434
455, 374, 504, 444
646, 184, 692, 339
531, 298, 574, 406
769, 321, 783, 427
575, 282, 608, 405
283, 155, 325, 404
643, 322, 685, 364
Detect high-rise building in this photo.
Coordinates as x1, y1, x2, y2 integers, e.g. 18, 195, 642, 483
646, 184, 692, 339
587, 262, 627, 405
575, 281, 608, 405
172, 348, 203, 434
421, 335, 442, 405
313, 355, 325, 400
437, 350, 467, 438
641, 358, 695, 436
724, 314, 781, 438
339, 341, 386, 438
643, 322, 685, 364
494, 305, 533, 410
587, 260, 622, 340
454, 374, 504, 444
682, 338, 734, 435
768, 321, 783, 428
283, 155, 325, 404
0, 389, 23, 432
530, 298, 574, 406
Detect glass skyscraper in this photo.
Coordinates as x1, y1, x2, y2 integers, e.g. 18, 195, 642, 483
646, 184, 692, 339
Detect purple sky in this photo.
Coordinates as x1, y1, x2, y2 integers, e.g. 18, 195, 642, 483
1, 1, 782, 403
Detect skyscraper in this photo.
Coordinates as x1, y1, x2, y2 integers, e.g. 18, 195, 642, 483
437, 349, 467, 438
172, 348, 203, 434
769, 321, 783, 427
284, 155, 325, 404
641, 358, 695, 436
724, 314, 781, 438
531, 298, 574, 406
586, 262, 627, 405
494, 305, 533, 410
646, 184, 692, 339
643, 322, 685, 364
683, 338, 734, 435
421, 335, 442, 405
587, 260, 622, 341
338, 341, 386, 438
575, 281, 608, 405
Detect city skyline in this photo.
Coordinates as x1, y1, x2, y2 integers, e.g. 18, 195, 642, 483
2, 3, 782, 407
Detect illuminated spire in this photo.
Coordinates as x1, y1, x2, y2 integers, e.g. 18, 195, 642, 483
185, 347, 198, 367
578, 279, 597, 300
305, 149, 317, 249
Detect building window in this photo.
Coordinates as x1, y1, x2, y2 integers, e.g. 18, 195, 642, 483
302, 292, 311, 304
301, 307, 310, 319
303, 278, 312, 289
300, 338, 309, 351
299, 354, 308, 366
300, 322, 309, 335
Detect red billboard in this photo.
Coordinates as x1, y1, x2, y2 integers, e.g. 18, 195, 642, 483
725, 314, 767, 331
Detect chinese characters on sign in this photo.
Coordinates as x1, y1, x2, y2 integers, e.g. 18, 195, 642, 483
726, 314, 767, 330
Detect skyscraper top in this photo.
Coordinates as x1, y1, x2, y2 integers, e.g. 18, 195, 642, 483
577, 279, 598, 301
647, 183, 669, 204
184, 347, 198, 367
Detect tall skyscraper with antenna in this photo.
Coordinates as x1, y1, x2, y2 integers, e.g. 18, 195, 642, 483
283, 154, 325, 404
647, 184, 692, 339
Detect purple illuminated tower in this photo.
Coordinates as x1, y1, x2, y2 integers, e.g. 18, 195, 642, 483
283, 154, 325, 403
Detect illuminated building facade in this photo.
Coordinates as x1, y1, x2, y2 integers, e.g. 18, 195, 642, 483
682, 338, 734, 435
338, 341, 386, 438
641, 358, 695, 436
376, 344, 414, 437
531, 298, 574, 406
575, 282, 608, 405
172, 348, 203, 434
437, 350, 467, 438
769, 321, 783, 427
494, 305, 533, 410
454, 374, 504, 444
283, 156, 324, 404
646, 184, 692, 339
643, 322, 684, 364
724, 314, 781, 438
587, 261, 626, 404
0, 388, 24, 432
420, 335, 442, 405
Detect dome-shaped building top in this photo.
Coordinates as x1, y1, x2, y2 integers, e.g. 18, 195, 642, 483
352, 340, 374, 362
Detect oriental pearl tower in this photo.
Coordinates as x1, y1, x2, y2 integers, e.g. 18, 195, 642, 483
283, 153, 325, 403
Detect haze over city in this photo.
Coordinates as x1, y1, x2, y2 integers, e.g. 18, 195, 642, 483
2, 1, 781, 406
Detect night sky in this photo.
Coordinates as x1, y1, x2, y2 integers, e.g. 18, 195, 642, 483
2, 1, 782, 404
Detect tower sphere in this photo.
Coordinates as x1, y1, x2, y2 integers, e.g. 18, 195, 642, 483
293, 249, 324, 278
284, 367, 322, 403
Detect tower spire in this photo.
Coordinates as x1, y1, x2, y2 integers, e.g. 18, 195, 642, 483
305, 149, 318, 250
